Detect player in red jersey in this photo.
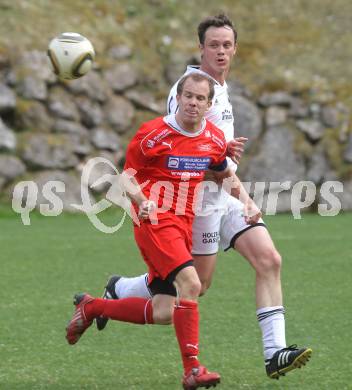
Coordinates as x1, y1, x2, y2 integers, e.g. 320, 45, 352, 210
66, 73, 239, 389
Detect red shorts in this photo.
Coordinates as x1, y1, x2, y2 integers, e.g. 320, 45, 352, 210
134, 216, 193, 283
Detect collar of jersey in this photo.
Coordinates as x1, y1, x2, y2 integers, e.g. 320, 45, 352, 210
163, 114, 206, 137
186, 65, 224, 87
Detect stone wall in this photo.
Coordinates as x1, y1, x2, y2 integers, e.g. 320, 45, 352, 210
0, 49, 351, 214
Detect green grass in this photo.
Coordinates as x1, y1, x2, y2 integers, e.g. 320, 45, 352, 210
0, 210, 351, 389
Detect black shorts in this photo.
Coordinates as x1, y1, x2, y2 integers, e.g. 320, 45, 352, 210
148, 260, 194, 297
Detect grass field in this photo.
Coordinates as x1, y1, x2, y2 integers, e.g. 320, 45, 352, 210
0, 209, 351, 389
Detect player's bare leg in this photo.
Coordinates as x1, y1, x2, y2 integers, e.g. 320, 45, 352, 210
151, 294, 174, 324
235, 226, 282, 308
234, 226, 312, 378
193, 254, 217, 296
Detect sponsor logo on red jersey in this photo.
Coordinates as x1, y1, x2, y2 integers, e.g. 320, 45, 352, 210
147, 139, 155, 148
167, 156, 211, 171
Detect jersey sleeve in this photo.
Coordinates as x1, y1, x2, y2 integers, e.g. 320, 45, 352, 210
209, 158, 228, 172
124, 122, 155, 171
124, 133, 149, 172
208, 126, 228, 172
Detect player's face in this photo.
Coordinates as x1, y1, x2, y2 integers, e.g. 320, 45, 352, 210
176, 78, 212, 131
199, 26, 236, 81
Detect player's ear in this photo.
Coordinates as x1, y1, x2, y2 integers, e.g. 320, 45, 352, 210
199, 43, 204, 55
233, 42, 238, 56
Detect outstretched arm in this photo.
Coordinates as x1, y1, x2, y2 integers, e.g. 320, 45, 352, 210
212, 168, 262, 225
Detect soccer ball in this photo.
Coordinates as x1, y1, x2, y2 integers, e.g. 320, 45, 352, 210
47, 32, 95, 80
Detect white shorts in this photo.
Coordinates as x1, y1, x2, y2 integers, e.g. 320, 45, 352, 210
191, 191, 265, 255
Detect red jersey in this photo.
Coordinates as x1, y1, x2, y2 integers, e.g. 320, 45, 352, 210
124, 114, 227, 221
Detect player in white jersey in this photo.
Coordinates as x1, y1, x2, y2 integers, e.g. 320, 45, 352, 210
96, 14, 312, 379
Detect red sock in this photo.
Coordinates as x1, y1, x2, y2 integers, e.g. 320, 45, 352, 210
173, 299, 200, 374
85, 297, 154, 324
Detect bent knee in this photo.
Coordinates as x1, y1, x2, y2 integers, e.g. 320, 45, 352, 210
186, 279, 202, 298
255, 248, 282, 274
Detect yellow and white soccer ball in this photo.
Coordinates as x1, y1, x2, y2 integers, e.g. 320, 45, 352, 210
47, 32, 95, 80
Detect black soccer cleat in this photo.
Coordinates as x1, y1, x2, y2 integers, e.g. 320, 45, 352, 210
95, 275, 121, 331
265, 344, 312, 379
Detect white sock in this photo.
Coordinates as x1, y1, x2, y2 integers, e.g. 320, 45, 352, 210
115, 274, 152, 299
257, 306, 286, 360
